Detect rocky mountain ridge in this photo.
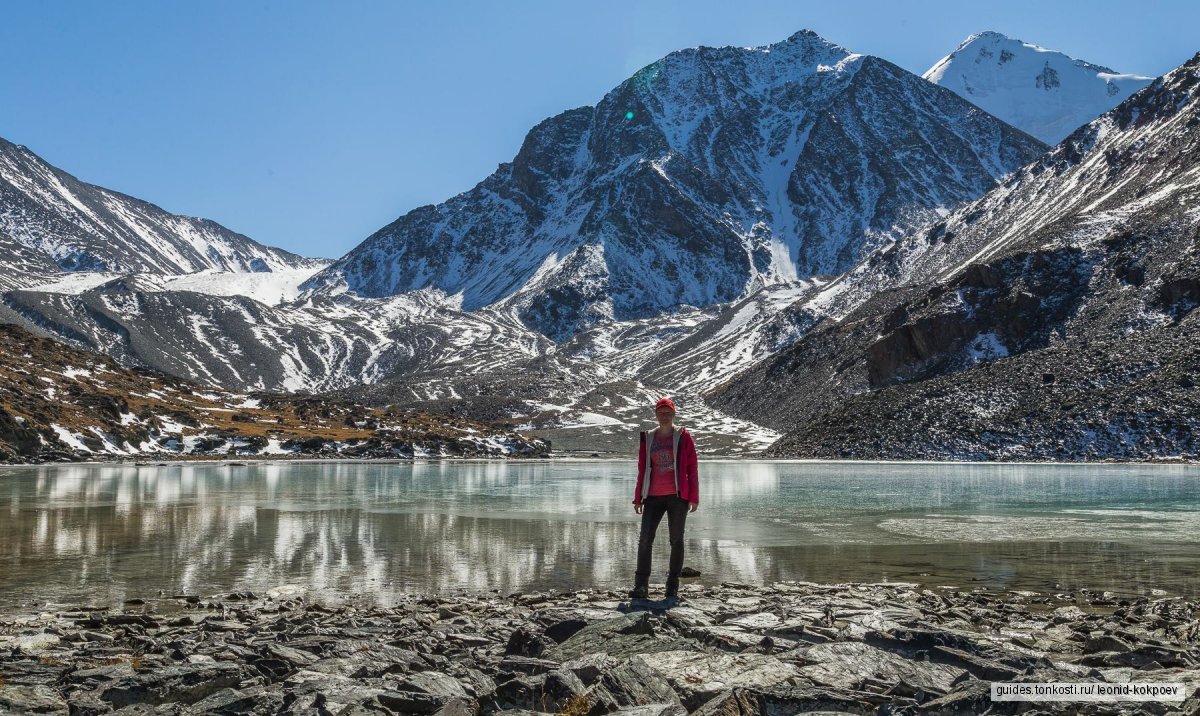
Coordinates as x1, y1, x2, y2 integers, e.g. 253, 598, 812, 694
305, 30, 1045, 340
706, 51, 1200, 460
0, 137, 319, 281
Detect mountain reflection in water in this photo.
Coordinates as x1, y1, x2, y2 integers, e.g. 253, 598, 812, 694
1, 460, 1198, 608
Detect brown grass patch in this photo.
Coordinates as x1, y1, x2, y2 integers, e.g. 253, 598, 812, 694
557, 694, 591, 716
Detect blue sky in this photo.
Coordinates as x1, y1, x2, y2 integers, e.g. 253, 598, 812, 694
2, 1, 1197, 259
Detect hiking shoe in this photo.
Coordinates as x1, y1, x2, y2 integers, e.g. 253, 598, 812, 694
628, 585, 649, 600
661, 595, 680, 609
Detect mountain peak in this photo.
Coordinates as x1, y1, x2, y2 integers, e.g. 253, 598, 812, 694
784, 28, 824, 44
306, 28, 1044, 340
925, 33, 1154, 144
964, 30, 1011, 43
773, 28, 852, 56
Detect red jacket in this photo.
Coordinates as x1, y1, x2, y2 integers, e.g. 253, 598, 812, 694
633, 427, 699, 505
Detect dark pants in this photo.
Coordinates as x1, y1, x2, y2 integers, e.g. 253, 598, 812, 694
634, 494, 689, 595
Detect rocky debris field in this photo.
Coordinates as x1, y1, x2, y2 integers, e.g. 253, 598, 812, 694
763, 322, 1200, 461
1, 582, 1198, 715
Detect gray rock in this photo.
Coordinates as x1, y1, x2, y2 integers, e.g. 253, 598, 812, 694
612, 705, 687, 716
796, 641, 964, 695
393, 671, 469, 699
277, 672, 389, 714
663, 607, 716, 629
374, 690, 475, 714
863, 625, 986, 657
445, 665, 496, 700
0, 685, 69, 714
588, 655, 681, 712
264, 643, 318, 667
65, 689, 112, 716
927, 644, 1019, 680
546, 612, 696, 662
540, 616, 588, 644
498, 656, 561, 676
636, 649, 805, 711
757, 684, 896, 714
1082, 633, 1133, 654
431, 698, 479, 716
690, 688, 760, 716
101, 663, 248, 708
561, 652, 617, 685
490, 668, 586, 713
184, 686, 282, 715
67, 663, 138, 689
9, 632, 61, 655
912, 680, 998, 715
504, 626, 555, 658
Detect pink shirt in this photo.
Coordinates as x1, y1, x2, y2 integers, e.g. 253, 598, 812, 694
648, 431, 677, 496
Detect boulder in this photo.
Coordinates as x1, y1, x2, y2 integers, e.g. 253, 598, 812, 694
498, 656, 561, 676
0, 685, 68, 714
375, 691, 476, 714
100, 662, 249, 708
546, 612, 696, 662
637, 650, 805, 711
587, 655, 681, 712
187, 686, 283, 715
796, 641, 964, 695
392, 671, 470, 699
690, 688, 760, 716
490, 668, 587, 713
561, 652, 617, 685
505, 626, 555, 658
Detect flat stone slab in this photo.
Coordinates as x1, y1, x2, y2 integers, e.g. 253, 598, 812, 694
796, 641, 965, 694
637, 649, 806, 709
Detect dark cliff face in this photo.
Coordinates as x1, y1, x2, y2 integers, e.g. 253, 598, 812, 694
0, 137, 317, 277
706, 52, 1200, 460
307, 31, 1045, 340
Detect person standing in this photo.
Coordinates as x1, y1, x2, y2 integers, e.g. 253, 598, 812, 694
629, 397, 699, 606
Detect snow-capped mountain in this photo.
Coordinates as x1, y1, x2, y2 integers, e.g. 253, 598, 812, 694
0, 137, 319, 277
0, 285, 548, 393
307, 30, 1045, 340
708, 51, 1200, 460
925, 31, 1153, 145
0, 30, 1048, 453
13, 31, 1191, 460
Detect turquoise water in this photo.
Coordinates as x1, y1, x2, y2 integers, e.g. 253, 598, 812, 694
1, 460, 1198, 608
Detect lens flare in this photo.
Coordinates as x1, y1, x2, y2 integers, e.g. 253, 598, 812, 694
625, 111, 635, 120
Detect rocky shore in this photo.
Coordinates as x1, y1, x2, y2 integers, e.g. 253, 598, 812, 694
1, 582, 1198, 715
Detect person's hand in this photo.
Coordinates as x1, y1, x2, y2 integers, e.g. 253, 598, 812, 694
689, 502, 698, 513
634, 503, 643, 514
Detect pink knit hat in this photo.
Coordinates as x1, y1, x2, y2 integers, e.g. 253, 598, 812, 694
655, 397, 676, 413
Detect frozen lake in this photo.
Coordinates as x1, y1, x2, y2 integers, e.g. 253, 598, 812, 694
2, 460, 1199, 609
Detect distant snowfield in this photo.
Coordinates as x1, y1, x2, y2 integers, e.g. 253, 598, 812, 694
29, 263, 331, 305
923, 31, 1153, 145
